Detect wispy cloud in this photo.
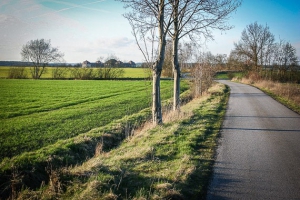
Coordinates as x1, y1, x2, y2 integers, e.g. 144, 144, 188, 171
68, 36, 140, 62
102, 37, 135, 48
50, 0, 110, 13
78, 37, 135, 52
28, 0, 109, 20
0, 0, 12, 7
0, 0, 141, 62
0, 14, 8, 23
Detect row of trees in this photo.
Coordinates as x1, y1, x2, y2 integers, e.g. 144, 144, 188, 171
8, 65, 125, 80
229, 22, 299, 82
120, 0, 241, 125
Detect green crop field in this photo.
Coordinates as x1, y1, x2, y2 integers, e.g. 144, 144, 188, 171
0, 79, 188, 161
0, 67, 148, 79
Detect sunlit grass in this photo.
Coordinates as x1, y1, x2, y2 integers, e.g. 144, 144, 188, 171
0, 79, 187, 159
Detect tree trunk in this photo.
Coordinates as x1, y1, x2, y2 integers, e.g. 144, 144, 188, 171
172, 0, 180, 111
35, 66, 39, 79
172, 37, 180, 111
152, 40, 166, 124
152, 0, 166, 125
152, 67, 162, 124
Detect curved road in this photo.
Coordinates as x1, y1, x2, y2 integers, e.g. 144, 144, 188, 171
207, 80, 300, 200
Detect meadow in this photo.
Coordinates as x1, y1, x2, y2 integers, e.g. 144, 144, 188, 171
0, 79, 188, 160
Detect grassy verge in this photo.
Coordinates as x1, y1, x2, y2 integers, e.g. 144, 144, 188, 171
14, 83, 229, 200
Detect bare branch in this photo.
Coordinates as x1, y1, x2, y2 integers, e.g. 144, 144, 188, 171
21, 39, 64, 79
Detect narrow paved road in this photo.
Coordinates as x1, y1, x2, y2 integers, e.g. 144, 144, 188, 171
207, 80, 300, 200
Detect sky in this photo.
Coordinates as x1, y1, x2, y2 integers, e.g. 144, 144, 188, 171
0, 0, 299, 63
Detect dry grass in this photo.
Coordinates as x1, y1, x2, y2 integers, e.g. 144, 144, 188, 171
234, 77, 300, 114
124, 89, 212, 140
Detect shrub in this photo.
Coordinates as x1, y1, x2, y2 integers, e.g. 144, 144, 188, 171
52, 67, 69, 79
70, 68, 94, 80
7, 67, 27, 79
94, 68, 125, 79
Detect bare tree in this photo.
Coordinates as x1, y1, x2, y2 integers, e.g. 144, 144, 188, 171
229, 49, 255, 71
120, 0, 174, 125
129, 16, 157, 79
21, 39, 64, 79
168, 0, 241, 110
273, 39, 298, 81
178, 42, 194, 71
234, 22, 275, 71
191, 51, 215, 97
214, 54, 228, 70
120, 0, 240, 122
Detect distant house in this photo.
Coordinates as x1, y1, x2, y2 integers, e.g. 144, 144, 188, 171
92, 60, 104, 67
116, 61, 123, 66
82, 60, 91, 68
105, 59, 118, 67
82, 59, 135, 68
127, 61, 136, 67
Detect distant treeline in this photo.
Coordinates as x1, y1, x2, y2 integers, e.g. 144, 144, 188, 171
0, 61, 33, 66
0, 61, 78, 67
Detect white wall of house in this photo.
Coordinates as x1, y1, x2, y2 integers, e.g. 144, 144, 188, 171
82, 60, 91, 68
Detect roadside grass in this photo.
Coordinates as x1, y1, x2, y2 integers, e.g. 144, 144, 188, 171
15, 83, 229, 200
0, 80, 189, 159
235, 78, 300, 114
0, 67, 148, 79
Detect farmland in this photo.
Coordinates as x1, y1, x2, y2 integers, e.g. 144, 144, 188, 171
1, 82, 229, 199
0, 79, 188, 160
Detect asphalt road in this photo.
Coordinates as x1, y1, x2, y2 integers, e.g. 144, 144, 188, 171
207, 80, 300, 200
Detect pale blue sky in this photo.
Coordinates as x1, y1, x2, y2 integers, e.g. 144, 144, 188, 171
0, 0, 299, 63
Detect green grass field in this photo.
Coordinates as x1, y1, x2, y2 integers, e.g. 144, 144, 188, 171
0, 79, 188, 160
7, 83, 228, 199
0, 67, 148, 79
